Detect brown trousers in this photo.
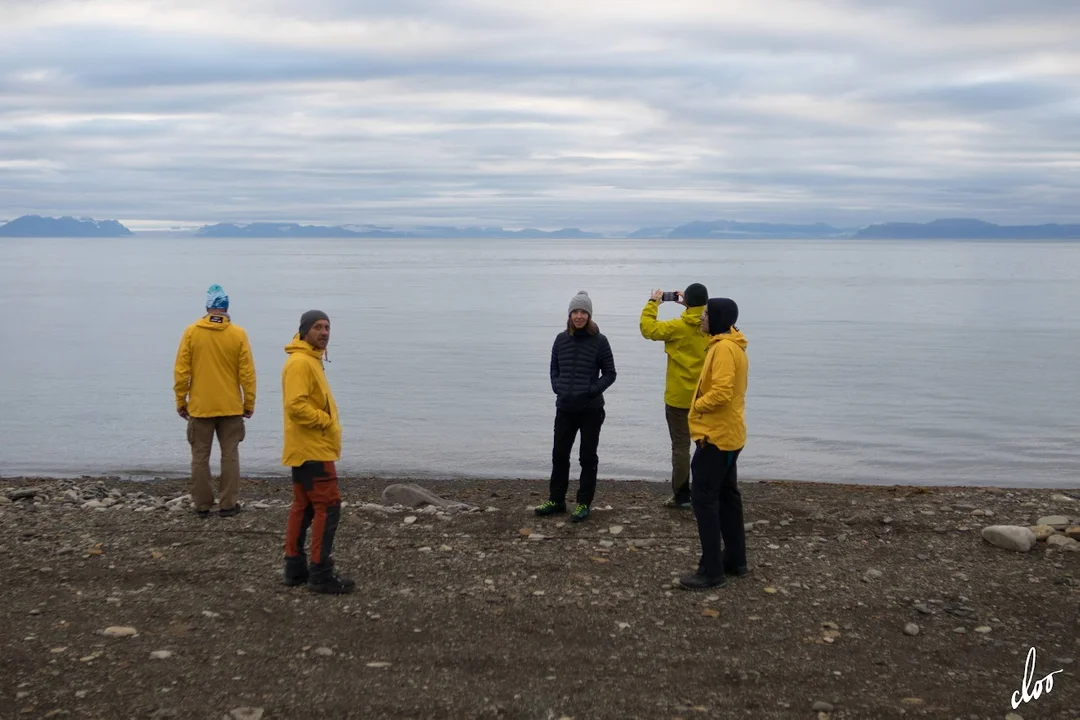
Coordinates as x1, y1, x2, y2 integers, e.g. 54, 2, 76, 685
665, 404, 692, 500
187, 416, 245, 511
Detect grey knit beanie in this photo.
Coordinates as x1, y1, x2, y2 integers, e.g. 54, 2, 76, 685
299, 309, 330, 338
568, 290, 593, 316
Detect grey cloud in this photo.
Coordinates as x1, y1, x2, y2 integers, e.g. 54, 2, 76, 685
1, 0, 1078, 229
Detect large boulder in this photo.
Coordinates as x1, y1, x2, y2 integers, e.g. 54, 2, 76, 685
981, 525, 1037, 553
380, 483, 471, 509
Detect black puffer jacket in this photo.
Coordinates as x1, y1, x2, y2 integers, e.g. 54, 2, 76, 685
550, 326, 617, 411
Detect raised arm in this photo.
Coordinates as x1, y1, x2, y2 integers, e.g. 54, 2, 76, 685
639, 299, 680, 341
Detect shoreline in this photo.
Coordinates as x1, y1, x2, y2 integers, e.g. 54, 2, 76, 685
4, 472, 1080, 491
3, 476, 1078, 718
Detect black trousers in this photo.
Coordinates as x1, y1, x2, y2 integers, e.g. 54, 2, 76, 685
690, 441, 746, 577
549, 407, 606, 506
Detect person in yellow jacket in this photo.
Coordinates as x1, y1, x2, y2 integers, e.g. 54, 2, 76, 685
280, 310, 353, 594
639, 282, 710, 508
173, 284, 256, 518
679, 297, 749, 591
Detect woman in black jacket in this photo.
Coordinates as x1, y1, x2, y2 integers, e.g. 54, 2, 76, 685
536, 290, 617, 522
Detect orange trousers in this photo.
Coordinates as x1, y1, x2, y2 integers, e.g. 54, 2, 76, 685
284, 460, 341, 566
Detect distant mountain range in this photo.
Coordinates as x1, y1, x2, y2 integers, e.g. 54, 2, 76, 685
630, 220, 848, 239
0, 215, 133, 237
195, 222, 604, 239
852, 218, 1080, 239
4, 215, 1080, 240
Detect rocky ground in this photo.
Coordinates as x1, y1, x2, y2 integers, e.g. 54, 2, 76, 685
1, 475, 1079, 720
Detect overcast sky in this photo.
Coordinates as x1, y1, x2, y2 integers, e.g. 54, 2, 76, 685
1, 0, 1078, 231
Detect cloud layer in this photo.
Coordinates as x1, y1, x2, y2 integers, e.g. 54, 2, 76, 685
2, 0, 1079, 230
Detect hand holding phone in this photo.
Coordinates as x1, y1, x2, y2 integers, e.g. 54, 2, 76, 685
661, 291, 680, 302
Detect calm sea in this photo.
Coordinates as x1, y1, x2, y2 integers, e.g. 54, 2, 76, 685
1, 236, 1077, 488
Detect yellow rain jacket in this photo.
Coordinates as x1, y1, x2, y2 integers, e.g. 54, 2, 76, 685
688, 329, 748, 451
281, 335, 341, 467
639, 300, 710, 409
173, 314, 256, 417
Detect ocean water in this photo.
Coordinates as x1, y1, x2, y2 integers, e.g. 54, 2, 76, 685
0, 236, 1078, 488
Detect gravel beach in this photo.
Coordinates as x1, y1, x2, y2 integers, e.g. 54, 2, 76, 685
2, 475, 1079, 719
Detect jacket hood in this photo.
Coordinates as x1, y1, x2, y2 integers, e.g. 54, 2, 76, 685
709, 328, 747, 350
681, 305, 704, 327
196, 314, 231, 331
284, 334, 326, 360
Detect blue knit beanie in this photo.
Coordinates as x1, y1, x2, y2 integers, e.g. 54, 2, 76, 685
206, 284, 229, 311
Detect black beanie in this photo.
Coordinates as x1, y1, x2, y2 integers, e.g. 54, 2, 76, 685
706, 298, 738, 335
299, 309, 329, 338
683, 283, 708, 307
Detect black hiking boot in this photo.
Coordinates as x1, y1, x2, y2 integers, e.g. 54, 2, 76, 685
679, 569, 726, 591
307, 562, 355, 594
283, 555, 309, 587
218, 505, 243, 518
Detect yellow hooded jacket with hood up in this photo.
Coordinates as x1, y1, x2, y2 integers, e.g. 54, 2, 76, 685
687, 329, 749, 451
639, 300, 710, 409
173, 314, 256, 417
281, 334, 341, 467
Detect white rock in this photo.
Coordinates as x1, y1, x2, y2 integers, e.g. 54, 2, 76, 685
418, 546, 432, 553
609, 525, 624, 535
403, 516, 418, 525
82, 500, 104, 509
1037, 515, 1071, 530
904, 623, 920, 636
228, 709, 264, 720
440, 545, 452, 552
598, 540, 614, 549
150, 650, 173, 660
1051, 494, 1077, 504
252, 502, 272, 509
380, 483, 472, 509
314, 646, 334, 656
981, 525, 1036, 552
485, 506, 499, 513
101, 626, 137, 638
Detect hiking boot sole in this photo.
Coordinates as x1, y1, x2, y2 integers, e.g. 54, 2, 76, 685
307, 583, 356, 594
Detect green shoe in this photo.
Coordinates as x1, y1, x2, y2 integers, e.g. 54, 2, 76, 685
570, 503, 590, 522
535, 500, 566, 516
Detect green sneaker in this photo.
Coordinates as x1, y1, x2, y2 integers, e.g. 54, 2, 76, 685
570, 503, 590, 522
534, 500, 566, 516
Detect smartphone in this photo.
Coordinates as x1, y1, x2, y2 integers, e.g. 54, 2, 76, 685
661, 291, 680, 302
